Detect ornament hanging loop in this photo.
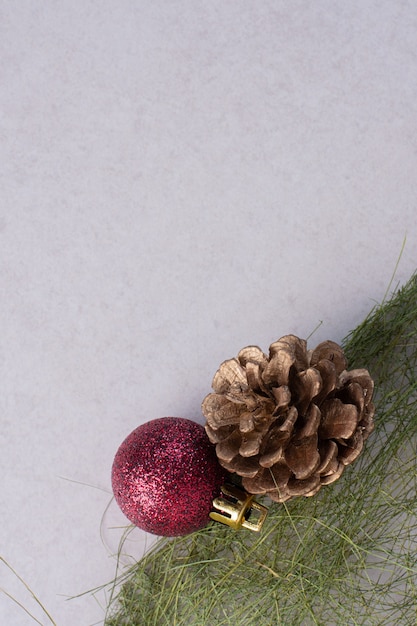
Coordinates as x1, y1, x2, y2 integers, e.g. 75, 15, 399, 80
210, 484, 268, 532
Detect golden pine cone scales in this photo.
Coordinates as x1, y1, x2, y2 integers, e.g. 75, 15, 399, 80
202, 335, 375, 503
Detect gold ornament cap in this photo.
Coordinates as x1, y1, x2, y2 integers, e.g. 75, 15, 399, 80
210, 484, 268, 532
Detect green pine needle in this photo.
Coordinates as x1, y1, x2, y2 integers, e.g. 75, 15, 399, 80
105, 274, 417, 626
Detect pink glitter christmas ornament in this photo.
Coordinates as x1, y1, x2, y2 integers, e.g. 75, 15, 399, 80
112, 417, 226, 536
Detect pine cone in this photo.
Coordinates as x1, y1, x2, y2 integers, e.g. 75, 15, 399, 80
202, 335, 375, 503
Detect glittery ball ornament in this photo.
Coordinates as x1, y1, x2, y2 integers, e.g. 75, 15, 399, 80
112, 417, 227, 536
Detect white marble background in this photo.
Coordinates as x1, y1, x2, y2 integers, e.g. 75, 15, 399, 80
1, 2, 416, 625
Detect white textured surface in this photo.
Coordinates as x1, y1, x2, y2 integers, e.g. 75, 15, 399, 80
1, 2, 416, 624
